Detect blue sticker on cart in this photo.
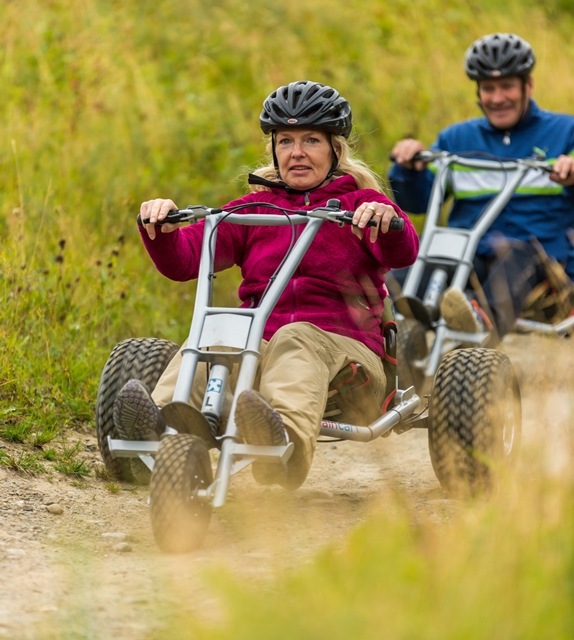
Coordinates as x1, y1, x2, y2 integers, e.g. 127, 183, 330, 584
207, 378, 223, 393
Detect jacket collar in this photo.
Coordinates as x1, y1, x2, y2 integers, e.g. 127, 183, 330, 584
248, 173, 359, 205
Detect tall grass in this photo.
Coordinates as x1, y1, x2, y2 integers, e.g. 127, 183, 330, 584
2, 0, 574, 443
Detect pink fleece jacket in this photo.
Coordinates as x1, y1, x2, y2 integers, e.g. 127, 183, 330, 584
140, 175, 419, 357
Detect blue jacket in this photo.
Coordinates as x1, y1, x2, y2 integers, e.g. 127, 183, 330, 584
388, 100, 574, 278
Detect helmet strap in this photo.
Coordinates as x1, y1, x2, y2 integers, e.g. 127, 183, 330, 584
519, 77, 531, 120
325, 137, 340, 180
271, 132, 280, 176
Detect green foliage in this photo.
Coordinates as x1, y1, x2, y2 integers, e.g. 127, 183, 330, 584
0, 449, 46, 474
0, 420, 30, 443
41, 448, 57, 461
2, 1, 573, 460
536, 0, 574, 19
0, 3, 572, 635
94, 463, 114, 481
52, 440, 92, 477
31, 426, 60, 446
0, 0, 572, 477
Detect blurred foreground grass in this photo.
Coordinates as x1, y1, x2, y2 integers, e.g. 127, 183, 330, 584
186, 477, 574, 640
38, 439, 574, 639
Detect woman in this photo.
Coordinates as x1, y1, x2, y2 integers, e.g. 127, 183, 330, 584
114, 81, 419, 490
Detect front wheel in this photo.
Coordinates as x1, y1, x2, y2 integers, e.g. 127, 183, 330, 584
95, 338, 179, 482
428, 348, 521, 496
150, 434, 213, 553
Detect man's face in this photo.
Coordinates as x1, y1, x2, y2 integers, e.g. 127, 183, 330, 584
477, 76, 533, 130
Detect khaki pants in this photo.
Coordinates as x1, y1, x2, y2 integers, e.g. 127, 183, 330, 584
152, 322, 386, 489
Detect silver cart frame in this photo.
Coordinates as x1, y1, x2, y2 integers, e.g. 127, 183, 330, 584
396, 150, 573, 391
108, 203, 421, 508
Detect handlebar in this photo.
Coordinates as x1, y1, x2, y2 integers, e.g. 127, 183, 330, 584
390, 150, 554, 173
136, 205, 217, 227
137, 200, 405, 231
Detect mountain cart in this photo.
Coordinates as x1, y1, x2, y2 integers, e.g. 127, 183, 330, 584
96, 197, 521, 552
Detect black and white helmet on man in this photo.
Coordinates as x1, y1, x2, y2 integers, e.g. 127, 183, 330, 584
465, 33, 535, 80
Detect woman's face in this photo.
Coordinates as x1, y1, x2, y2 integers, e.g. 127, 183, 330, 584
275, 129, 334, 191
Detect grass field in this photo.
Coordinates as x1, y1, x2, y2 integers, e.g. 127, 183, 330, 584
2, 0, 573, 451
1, 0, 574, 637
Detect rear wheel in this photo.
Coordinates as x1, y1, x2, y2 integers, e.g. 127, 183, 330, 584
428, 348, 521, 496
396, 318, 428, 394
96, 338, 179, 482
150, 434, 213, 553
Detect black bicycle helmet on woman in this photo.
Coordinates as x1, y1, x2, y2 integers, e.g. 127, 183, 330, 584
260, 81, 353, 138
465, 33, 536, 80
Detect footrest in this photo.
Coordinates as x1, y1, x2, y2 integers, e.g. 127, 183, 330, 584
232, 441, 294, 465
107, 437, 160, 458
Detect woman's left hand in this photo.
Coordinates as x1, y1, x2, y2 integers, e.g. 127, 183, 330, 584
352, 202, 399, 242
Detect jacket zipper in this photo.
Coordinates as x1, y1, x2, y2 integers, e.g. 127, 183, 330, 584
288, 192, 308, 320
290, 278, 297, 323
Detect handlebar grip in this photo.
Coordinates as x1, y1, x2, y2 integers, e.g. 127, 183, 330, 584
364, 217, 403, 230
137, 209, 181, 227
343, 211, 404, 231
388, 151, 426, 163
389, 217, 405, 231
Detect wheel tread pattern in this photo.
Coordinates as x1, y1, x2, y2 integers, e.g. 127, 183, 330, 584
150, 434, 213, 553
95, 338, 179, 480
428, 348, 521, 495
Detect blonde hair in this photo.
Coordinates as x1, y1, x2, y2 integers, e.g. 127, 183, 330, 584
248, 134, 387, 193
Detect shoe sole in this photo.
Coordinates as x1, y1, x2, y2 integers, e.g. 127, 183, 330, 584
441, 289, 481, 333
113, 380, 158, 441
235, 390, 286, 447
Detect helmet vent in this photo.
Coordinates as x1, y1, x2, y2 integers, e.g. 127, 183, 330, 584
259, 80, 353, 138
465, 33, 535, 80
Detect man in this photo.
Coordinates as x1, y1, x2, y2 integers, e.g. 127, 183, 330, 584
389, 33, 574, 337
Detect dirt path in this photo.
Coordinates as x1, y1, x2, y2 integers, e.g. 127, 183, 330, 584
1, 333, 572, 639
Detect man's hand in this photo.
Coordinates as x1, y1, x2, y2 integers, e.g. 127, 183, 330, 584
550, 155, 574, 187
391, 138, 428, 171
139, 198, 181, 240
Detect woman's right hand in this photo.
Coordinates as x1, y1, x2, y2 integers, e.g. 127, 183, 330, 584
139, 198, 181, 240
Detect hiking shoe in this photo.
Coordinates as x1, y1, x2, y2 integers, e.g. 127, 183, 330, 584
235, 390, 288, 447
235, 390, 289, 487
440, 287, 484, 333
113, 379, 161, 441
